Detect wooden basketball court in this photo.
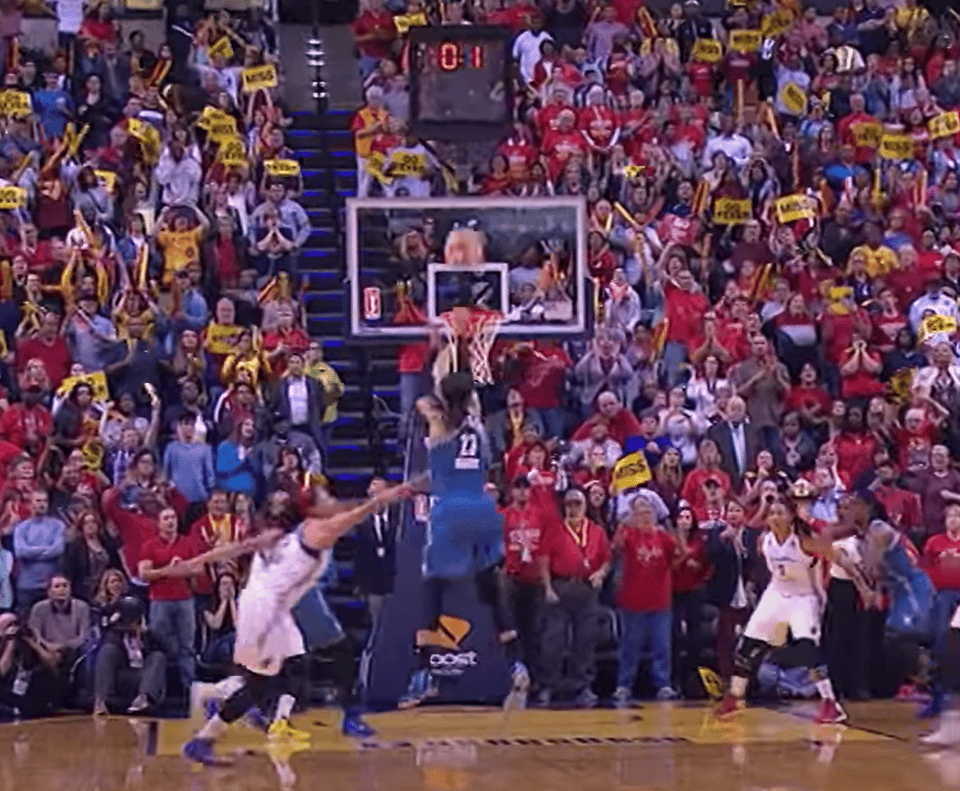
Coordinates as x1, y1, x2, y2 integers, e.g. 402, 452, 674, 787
3, 701, 958, 791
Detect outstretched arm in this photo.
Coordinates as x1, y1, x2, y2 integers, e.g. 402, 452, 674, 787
163, 529, 285, 578
301, 481, 415, 551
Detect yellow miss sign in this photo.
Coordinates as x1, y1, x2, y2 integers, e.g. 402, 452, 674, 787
393, 11, 426, 33
929, 111, 960, 139
208, 117, 238, 141
761, 8, 794, 37
217, 136, 247, 167
712, 198, 752, 225
920, 314, 958, 340
779, 82, 807, 115
0, 186, 25, 209
94, 169, 117, 193
241, 64, 278, 93
208, 35, 234, 60
57, 371, 109, 403
774, 194, 815, 224
880, 133, 914, 159
729, 30, 761, 52
0, 90, 31, 118
852, 122, 883, 148
692, 38, 722, 63
265, 159, 301, 177
610, 451, 652, 494
390, 151, 427, 176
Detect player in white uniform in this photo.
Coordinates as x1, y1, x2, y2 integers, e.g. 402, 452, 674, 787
174, 482, 412, 765
715, 495, 847, 724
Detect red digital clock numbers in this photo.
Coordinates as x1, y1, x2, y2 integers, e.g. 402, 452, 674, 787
436, 41, 485, 71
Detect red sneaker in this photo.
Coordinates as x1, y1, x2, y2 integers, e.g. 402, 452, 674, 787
714, 694, 744, 719
815, 699, 848, 725
896, 684, 918, 701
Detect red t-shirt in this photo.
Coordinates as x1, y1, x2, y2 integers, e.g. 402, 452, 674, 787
539, 518, 610, 580
687, 61, 714, 98
875, 484, 922, 534
663, 282, 709, 344
672, 533, 712, 594
832, 432, 879, 482
615, 527, 677, 611
140, 534, 198, 601
785, 384, 832, 417
351, 9, 396, 59
16, 335, 72, 387
924, 532, 960, 590
513, 343, 572, 411
502, 503, 550, 583
680, 467, 732, 522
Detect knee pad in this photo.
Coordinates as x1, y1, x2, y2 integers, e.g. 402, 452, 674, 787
734, 636, 768, 677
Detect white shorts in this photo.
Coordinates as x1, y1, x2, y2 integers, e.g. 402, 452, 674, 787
233, 587, 305, 676
951, 604, 960, 631
743, 589, 822, 647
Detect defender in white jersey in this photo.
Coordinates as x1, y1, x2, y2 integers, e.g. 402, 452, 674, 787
174, 482, 412, 765
715, 495, 847, 724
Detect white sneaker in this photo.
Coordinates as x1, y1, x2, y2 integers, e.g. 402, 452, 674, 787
612, 686, 632, 708
503, 661, 530, 710
656, 686, 680, 701
922, 711, 960, 746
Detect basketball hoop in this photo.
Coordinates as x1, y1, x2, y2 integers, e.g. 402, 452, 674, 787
437, 306, 503, 386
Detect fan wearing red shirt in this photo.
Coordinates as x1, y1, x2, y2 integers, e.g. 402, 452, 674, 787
16, 310, 72, 388
506, 340, 571, 439
838, 332, 885, 400
785, 362, 832, 426
188, 489, 240, 598
873, 460, 923, 539
138, 506, 199, 689
837, 94, 881, 165
662, 269, 710, 382
571, 390, 642, 447
832, 406, 878, 483
579, 91, 621, 156
680, 439, 732, 521
537, 488, 611, 706
613, 496, 680, 701
502, 477, 553, 684
686, 51, 716, 99
540, 109, 588, 181
498, 125, 538, 180
535, 86, 575, 138
351, 0, 396, 63
0, 387, 52, 457
923, 503, 960, 641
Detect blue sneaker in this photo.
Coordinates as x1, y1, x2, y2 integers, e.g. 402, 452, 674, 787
920, 688, 946, 719
183, 737, 228, 766
245, 706, 270, 732
342, 707, 377, 738
398, 669, 438, 710
203, 697, 221, 721
503, 661, 529, 710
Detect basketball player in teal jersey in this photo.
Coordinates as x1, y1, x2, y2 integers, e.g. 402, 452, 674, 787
399, 371, 529, 709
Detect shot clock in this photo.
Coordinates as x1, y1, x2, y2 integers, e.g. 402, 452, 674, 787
409, 25, 513, 141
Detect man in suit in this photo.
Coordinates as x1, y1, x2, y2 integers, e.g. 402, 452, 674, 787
707, 396, 761, 491
269, 352, 324, 453
354, 477, 397, 643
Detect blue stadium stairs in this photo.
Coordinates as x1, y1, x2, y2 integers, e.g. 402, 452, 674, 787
289, 108, 404, 696
290, 108, 404, 492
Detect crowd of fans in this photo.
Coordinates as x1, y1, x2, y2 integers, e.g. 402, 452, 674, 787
351, 0, 960, 706
0, 0, 364, 718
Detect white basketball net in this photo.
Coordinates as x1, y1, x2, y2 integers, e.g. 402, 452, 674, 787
438, 310, 503, 386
